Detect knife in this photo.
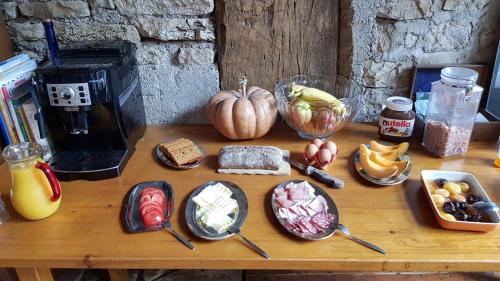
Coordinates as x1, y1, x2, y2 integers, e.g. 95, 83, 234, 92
284, 156, 344, 189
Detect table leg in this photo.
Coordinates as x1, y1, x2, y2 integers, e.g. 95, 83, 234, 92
108, 269, 129, 281
15, 267, 54, 281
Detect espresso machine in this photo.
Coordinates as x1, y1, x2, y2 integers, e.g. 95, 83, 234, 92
34, 42, 146, 180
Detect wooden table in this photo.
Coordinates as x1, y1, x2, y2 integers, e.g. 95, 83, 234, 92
0, 123, 499, 281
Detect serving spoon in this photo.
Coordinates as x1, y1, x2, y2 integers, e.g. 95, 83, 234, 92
335, 223, 386, 255
228, 226, 270, 259
472, 201, 499, 212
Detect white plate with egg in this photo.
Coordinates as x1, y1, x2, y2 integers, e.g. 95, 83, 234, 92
185, 181, 248, 240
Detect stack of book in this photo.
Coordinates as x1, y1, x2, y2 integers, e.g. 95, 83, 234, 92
0, 54, 38, 146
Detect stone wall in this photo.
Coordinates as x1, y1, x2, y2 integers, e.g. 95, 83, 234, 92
2, 0, 499, 123
1, 0, 219, 124
340, 0, 500, 121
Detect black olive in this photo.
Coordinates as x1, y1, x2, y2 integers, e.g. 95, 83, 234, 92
434, 178, 448, 188
454, 201, 467, 211
467, 214, 482, 222
453, 212, 468, 221
442, 201, 456, 214
466, 194, 482, 204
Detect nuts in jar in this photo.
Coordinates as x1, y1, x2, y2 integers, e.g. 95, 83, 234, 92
378, 97, 415, 142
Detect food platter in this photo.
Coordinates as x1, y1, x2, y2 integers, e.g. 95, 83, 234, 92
185, 180, 248, 240
421, 170, 500, 232
354, 143, 412, 186
155, 141, 206, 169
271, 180, 339, 240
122, 181, 174, 232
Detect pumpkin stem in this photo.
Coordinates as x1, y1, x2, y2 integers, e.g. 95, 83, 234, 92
240, 76, 248, 98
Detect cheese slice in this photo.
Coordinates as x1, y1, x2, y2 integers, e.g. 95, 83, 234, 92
193, 183, 239, 233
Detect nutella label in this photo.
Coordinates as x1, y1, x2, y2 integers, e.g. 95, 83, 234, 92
379, 117, 414, 137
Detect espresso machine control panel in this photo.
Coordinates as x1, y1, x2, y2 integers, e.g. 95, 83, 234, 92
47, 83, 92, 107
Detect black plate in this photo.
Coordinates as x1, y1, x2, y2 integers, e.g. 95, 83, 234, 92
271, 180, 339, 240
122, 181, 174, 233
185, 181, 248, 240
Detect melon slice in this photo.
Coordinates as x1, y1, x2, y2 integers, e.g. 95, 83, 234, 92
369, 141, 409, 157
359, 153, 398, 179
369, 152, 408, 176
359, 144, 399, 161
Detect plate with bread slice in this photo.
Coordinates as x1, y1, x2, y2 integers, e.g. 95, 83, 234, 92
156, 138, 206, 169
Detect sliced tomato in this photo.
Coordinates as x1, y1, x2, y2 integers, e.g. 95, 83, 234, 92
142, 210, 164, 227
141, 188, 165, 199
140, 204, 164, 217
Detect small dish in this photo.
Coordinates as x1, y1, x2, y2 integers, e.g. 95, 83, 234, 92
185, 181, 248, 240
122, 181, 174, 232
155, 141, 206, 169
354, 144, 412, 186
421, 170, 500, 232
271, 180, 339, 240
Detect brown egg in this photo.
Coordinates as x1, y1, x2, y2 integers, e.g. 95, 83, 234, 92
311, 138, 323, 148
317, 148, 333, 167
322, 141, 338, 156
304, 144, 319, 164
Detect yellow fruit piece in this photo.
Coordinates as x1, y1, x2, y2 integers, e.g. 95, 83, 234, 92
443, 182, 461, 195
369, 141, 409, 157
435, 188, 450, 198
432, 194, 445, 207
495, 157, 500, 167
368, 152, 409, 176
299, 87, 339, 104
458, 182, 470, 193
359, 153, 398, 179
359, 144, 399, 161
441, 213, 456, 221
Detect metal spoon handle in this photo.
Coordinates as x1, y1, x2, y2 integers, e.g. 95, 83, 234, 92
165, 224, 195, 250
236, 233, 270, 259
347, 234, 386, 255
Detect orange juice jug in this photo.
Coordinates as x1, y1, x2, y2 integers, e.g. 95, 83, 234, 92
2, 142, 61, 220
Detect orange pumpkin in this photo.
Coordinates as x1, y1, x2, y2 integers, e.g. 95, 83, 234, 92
206, 77, 277, 139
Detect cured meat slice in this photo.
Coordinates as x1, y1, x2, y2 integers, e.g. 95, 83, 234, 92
311, 211, 335, 231
286, 183, 313, 200
307, 195, 328, 214
297, 217, 318, 234
275, 196, 293, 208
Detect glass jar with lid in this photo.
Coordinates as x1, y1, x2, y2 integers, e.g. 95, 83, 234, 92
422, 67, 483, 157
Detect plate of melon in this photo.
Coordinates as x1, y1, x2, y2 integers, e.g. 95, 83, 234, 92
354, 141, 412, 186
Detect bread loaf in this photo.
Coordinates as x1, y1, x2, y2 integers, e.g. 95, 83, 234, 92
218, 146, 283, 170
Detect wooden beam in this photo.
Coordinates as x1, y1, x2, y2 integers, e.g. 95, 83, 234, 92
15, 268, 54, 281
216, 0, 339, 91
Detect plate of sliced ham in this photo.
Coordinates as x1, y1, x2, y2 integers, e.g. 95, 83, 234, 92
122, 181, 174, 232
271, 180, 339, 240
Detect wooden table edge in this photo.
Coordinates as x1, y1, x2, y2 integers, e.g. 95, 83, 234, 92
2, 258, 500, 272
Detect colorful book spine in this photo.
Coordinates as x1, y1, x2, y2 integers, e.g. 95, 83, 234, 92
19, 105, 35, 142
0, 86, 20, 143
21, 98, 40, 142
12, 94, 32, 142
0, 92, 17, 143
0, 111, 12, 145
0, 53, 29, 73
1, 86, 21, 142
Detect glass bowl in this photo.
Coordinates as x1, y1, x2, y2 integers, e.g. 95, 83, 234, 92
275, 75, 361, 139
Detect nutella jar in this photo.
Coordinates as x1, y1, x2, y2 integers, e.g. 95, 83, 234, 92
378, 97, 415, 143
